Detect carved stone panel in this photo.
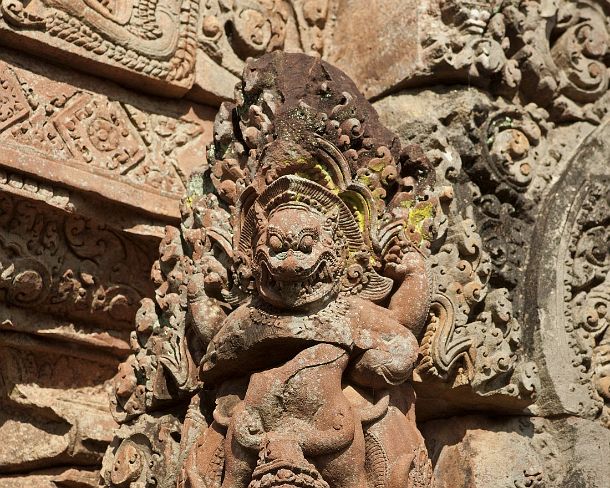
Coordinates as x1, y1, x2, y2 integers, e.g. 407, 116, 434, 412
524, 119, 610, 421
0, 187, 161, 485
0, 192, 157, 330
102, 51, 440, 488
0, 1, 609, 487
374, 89, 539, 419
0, 48, 214, 222
0, 0, 200, 96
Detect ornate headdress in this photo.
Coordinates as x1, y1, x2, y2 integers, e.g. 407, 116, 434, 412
186, 51, 437, 305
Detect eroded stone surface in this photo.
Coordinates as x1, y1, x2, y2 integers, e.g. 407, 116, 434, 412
422, 415, 610, 488
0, 47, 214, 222
0, 189, 159, 481
0, 0, 199, 96
102, 51, 440, 488
0, 469, 100, 488
0, 1, 609, 487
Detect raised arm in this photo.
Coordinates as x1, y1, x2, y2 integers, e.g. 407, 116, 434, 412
385, 250, 431, 336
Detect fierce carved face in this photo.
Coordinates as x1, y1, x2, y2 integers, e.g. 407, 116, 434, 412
253, 203, 344, 310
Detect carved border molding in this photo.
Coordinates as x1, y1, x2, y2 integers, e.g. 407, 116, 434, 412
0, 0, 199, 95
0, 54, 215, 221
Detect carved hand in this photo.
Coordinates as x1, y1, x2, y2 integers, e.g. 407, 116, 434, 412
348, 298, 419, 390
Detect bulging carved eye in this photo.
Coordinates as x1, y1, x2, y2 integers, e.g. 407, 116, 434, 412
269, 235, 283, 253
299, 235, 314, 253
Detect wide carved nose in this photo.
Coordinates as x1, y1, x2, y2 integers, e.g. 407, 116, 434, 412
286, 251, 303, 271
275, 250, 304, 278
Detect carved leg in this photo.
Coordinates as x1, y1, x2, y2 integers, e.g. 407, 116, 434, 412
364, 385, 433, 488
179, 421, 226, 488
222, 426, 258, 488
316, 421, 368, 488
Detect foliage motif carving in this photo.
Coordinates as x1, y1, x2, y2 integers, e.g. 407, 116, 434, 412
0, 61, 28, 131
199, 0, 331, 78
424, 0, 610, 123
564, 178, 610, 423
0, 57, 210, 216
374, 89, 540, 410
0, 0, 199, 91
0, 193, 155, 329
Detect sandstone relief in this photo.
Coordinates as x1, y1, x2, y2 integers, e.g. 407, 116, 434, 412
102, 52, 440, 488
0, 0, 200, 96
0, 48, 215, 222
0, 193, 159, 486
0, 1, 610, 487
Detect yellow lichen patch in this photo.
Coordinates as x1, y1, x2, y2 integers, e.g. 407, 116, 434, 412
357, 174, 371, 187
314, 163, 338, 192
293, 160, 340, 194
407, 201, 435, 243
369, 160, 386, 172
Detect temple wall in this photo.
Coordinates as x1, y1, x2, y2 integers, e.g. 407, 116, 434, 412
0, 1, 608, 487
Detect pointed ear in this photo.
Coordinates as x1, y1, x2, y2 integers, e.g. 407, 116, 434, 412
324, 206, 340, 233
254, 202, 267, 229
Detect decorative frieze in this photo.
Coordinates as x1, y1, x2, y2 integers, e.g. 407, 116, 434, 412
0, 50, 214, 220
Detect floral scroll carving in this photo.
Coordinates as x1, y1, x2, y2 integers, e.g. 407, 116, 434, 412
199, 0, 331, 77
564, 178, 610, 424
0, 193, 155, 329
0, 55, 213, 219
424, 0, 610, 123
0, 0, 199, 93
374, 89, 540, 415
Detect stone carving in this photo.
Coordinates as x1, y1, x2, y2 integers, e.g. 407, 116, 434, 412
564, 178, 610, 425
0, 0, 199, 95
369, 62, 610, 486
0, 186, 164, 485
464, 100, 551, 292
0, 192, 155, 329
511, 111, 610, 439
102, 413, 183, 488
422, 0, 610, 123
418, 220, 537, 402
0, 60, 28, 131
0, 51, 214, 220
194, 0, 334, 103
195, 0, 427, 103
1, 1, 610, 487
199, 0, 329, 76
0, 163, 169, 484
103, 52, 439, 488
0, 344, 119, 472
373, 89, 539, 417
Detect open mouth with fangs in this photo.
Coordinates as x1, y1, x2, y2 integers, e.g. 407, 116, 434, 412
257, 259, 338, 309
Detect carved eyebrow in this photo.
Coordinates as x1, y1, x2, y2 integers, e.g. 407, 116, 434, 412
266, 226, 285, 239
296, 227, 319, 240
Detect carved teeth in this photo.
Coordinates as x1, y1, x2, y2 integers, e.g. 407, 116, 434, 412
262, 259, 335, 302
